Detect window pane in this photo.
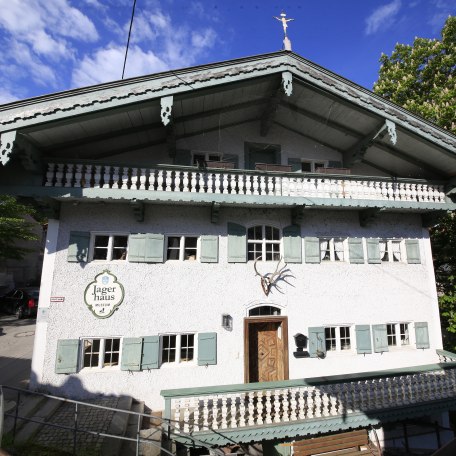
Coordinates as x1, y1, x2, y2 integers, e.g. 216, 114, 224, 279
334, 239, 344, 261
265, 243, 280, 261
167, 237, 180, 260
340, 327, 351, 350
112, 236, 128, 260
248, 242, 262, 261
387, 324, 396, 346
325, 327, 336, 351
320, 239, 330, 261
301, 162, 312, 172
162, 335, 177, 363
392, 241, 401, 262
380, 240, 389, 262
184, 237, 197, 260
180, 334, 194, 362
248, 226, 262, 240
93, 236, 109, 260
400, 323, 409, 345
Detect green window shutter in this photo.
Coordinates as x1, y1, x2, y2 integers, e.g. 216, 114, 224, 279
174, 150, 192, 166
406, 240, 421, 264
55, 339, 79, 374
415, 322, 430, 349
372, 325, 389, 353
305, 237, 321, 264
308, 327, 326, 358
200, 235, 219, 263
288, 158, 302, 172
121, 338, 143, 371
283, 225, 302, 263
141, 336, 160, 369
198, 332, 217, 365
128, 234, 164, 263
366, 239, 381, 264
349, 238, 364, 264
67, 231, 90, 263
227, 223, 247, 263
355, 325, 372, 354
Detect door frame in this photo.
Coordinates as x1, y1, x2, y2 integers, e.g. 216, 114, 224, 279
244, 316, 289, 383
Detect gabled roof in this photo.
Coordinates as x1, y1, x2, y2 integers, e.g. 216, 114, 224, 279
1, 50, 455, 180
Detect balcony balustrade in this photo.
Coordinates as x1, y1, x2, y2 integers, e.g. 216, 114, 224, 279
43, 162, 447, 204
162, 364, 456, 442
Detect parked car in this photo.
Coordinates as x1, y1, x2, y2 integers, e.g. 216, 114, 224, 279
0, 288, 39, 318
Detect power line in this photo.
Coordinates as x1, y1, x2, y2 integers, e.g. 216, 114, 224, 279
122, 0, 137, 80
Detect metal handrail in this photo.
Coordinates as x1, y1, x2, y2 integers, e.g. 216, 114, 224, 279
0, 385, 225, 456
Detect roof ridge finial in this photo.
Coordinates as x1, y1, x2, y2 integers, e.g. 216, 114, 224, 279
274, 11, 294, 51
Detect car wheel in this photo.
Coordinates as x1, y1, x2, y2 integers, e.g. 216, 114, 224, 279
16, 306, 24, 319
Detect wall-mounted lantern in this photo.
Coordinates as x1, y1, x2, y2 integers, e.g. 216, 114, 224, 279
222, 314, 233, 331
293, 333, 309, 358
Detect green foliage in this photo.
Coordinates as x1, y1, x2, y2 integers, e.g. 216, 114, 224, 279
0, 194, 39, 260
374, 16, 456, 134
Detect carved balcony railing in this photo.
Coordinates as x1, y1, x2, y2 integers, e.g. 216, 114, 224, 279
43, 162, 447, 204
161, 364, 456, 443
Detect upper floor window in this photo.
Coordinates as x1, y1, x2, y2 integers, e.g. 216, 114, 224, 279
380, 240, 402, 262
320, 238, 345, 262
387, 323, 410, 347
161, 334, 195, 364
92, 234, 128, 261
301, 160, 327, 173
193, 152, 221, 166
248, 225, 281, 261
325, 326, 351, 351
82, 337, 120, 369
167, 236, 198, 261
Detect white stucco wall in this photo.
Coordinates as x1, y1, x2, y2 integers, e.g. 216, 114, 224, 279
30, 202, 442, 411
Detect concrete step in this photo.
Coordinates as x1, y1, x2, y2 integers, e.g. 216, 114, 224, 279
3, 392, 47, 435
119, 399, 145, 455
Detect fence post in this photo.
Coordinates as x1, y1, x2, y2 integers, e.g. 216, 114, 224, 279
73, 402, 78, 455
136, 414, 141, 456
12, 390, 20, 443
0, 386, 4, 446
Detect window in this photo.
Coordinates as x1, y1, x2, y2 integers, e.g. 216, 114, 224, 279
82, 338, 120, 369
301, 161, 327, 173
167, 236, 198, 261
380, 240, 402, 262
320, 238, 345, 262
161, 334, 195, 364
248, 225, 281, 261
249, 306, 281, 316
192, 152, 221, 166
387, 323, 410, 347
92, 234, 128, 261
325, 326, 351, 351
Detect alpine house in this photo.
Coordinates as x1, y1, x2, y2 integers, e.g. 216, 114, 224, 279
1, 41, 456, 454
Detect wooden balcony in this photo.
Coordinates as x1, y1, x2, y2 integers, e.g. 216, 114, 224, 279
161, 362, 456, 446
43, 162, 447, 206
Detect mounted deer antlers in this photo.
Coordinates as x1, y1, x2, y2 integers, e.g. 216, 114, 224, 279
254, 256, 289, 296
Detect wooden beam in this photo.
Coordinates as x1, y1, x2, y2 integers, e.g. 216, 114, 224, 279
361, 159, 397, 177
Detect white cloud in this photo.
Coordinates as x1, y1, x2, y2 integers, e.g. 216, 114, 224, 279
191, 29, 217, 49
0, 88, 20, 105
365, 0, 402, 35
71, 45, 169, 87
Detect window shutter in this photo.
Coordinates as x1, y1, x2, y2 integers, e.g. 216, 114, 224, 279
128, 234, 164, 263
308, 327, 326, 358
200, 235, 219, 263
141, 336, 160, 369
406, 240, 421, 264
121, 338, 143, 371
355, 325, 372, 354
227, 223, 247, 263
67, 231, 90, 263
283, 225, 302, 263
349, 238, 364, 264
366, 239, 381, 264
305, 237, 321, 264
198, 332, 217, 365
174, 150, 192, 166
288, 158, 302, 172
55, 339, 79, 374
372, 325, 389, 353
415, 322, 430, 349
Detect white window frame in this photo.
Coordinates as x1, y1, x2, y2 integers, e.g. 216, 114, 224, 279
387, 322, 411, 348
247, 225, 281, 262
319, 237, 346, 262
380, 239, 404, 263
324, 325, 352, 352
301, 160, 328, 173
80, 337, 122, 370
160, 333, 196, 365
90, 233, 129, 262
166, 235, 199, 261
192, 151, 221, 166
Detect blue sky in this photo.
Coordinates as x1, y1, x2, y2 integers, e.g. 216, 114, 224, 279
0, 0, 454, 104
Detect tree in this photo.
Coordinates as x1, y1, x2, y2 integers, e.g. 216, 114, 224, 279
373, 15, 456, 134
0, 194, 39, 260
374, 17, 456, 350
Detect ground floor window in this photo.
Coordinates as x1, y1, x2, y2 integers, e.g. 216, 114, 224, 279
167, 236, 198, 261
325, 326, 351, 351
82, 338, 120, 368
387, 323, 410, 347
249, 305, 281, 316
92, 234, 128, 261
161, 334, 195, 364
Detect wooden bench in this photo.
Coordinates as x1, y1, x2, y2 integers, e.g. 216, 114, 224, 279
291, 429, 378, 456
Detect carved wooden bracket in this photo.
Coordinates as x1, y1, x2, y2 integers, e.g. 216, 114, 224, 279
282, 71, 293, 96
0, 131, 17, 166
292, 204, 306, 225
160, 96, 173, 126
211, 201, 220, 224
131, 200, 144, 222
359, 207, 384, 227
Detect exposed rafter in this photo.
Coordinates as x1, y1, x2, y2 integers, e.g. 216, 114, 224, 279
359, 207, 384, 227
344, 120, 397, 167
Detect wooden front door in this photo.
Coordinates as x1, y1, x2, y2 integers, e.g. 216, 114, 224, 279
244, 317, 289, 383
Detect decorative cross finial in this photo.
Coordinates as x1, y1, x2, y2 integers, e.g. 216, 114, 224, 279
274, 11, 294, 37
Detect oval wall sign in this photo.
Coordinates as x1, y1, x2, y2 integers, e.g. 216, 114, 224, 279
84, 270, 124, 318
